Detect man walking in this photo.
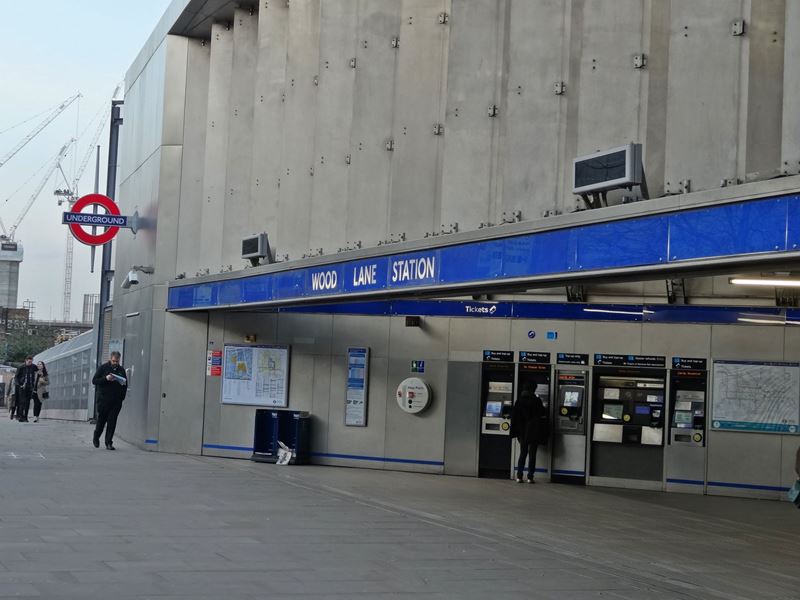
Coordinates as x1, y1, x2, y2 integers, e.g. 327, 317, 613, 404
92, 351, 127, 450
14, 356, 37, 423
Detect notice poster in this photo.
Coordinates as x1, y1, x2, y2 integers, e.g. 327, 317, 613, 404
221, 344, 290, 407
206, 350, 222, 376
345, 347, 369, 426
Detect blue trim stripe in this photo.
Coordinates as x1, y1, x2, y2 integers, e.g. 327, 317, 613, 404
553, 469, 586, 476
203, 443, 254, 452
666, 478, 704, 486
144, 439, 158, 445
312, 452, 444, 466
168, 193, 800, 311
708, 481, 790, 492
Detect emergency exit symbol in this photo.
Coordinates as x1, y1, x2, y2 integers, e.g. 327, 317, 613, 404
411, 360, 425, 373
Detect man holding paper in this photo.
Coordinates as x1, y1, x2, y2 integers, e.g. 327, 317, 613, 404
92, 351, 128, 450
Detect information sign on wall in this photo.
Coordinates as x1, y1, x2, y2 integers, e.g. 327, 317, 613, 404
345, 347, 369, 427
711, 360, 800, 433
221, 344, 290, 407
206, 350, 222, 376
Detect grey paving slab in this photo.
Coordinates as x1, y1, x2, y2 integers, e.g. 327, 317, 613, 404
0, 419, 798, 599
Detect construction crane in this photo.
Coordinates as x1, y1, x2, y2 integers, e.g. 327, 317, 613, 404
53, 85, 120, 322
0, 139, 74, 242
0, 93, 80, 170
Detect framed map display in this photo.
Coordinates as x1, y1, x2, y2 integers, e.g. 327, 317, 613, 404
711, 360, 800, 433
222, 345, 290, 407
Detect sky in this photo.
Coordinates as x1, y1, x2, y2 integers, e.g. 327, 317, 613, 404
0, 0, 172, 322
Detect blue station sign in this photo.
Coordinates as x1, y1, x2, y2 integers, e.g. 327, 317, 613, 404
168, 192, 800, 311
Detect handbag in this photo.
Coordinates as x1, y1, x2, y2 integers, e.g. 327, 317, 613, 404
42, 391, 49, 400
788, 480, 800, 507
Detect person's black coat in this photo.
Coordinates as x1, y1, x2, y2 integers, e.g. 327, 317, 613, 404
511, 391, 548, 445
92, 362, 128, 403
14, 364, 37, 392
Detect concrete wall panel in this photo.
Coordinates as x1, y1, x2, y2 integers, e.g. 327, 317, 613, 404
159, 312, 208, 455
710, 325, 785, 361
440, 0, 502, 230
344, 0, 401, 247
277, 0, 321, 259
331, 315, 391, 358
448, 317, 510, 362
309, 1, 358, 254
663, 0, 743, 193
781, 1, 800, 168
198, 24, 234, 272
221, 9, 259, 267
250, 1, 289, 254
388, 315, 449, 359
387, 0, 448, 240
175, 39, 210, 277
500, 0, 566, 220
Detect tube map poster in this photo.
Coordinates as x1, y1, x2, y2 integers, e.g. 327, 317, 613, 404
222, 344, 290, 407
711, 360, 800, 433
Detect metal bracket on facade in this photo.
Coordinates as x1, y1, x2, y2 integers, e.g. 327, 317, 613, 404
441, 223, 459, 235
385, 139, 395, 151
349, 57, 357, 69
345, 154, 351, 165
487, 104, 499, 117
313, 75, 319, 87
633, 54, 647, 69
666, 279, 687, 305
719, 177, 740, 187
438, 12, 449, 24
566, 285, 587, 303
391, 36, 400, 48
432, 123, 444, 135
731, 19, 746, 36
580, 192, 607, 210
501, 210, 522, 224
553, 81, 566, 95
665, 179, 691, 195
478, 222, 495, 229
377, 233, 406, 246
542, 209, 562, 218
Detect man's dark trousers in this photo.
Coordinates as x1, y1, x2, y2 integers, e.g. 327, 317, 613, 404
516, 438, 539, 480
94, 398, 123, 445
16, 386, 32, 421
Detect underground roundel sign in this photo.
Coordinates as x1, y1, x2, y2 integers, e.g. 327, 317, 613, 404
62, 194, 134, 246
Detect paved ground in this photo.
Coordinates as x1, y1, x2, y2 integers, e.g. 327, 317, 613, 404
0, 419, 798, 599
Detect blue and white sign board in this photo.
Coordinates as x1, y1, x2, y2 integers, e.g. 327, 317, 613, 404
168, 193, 800, 312
345, 347, 369, 426
711, 360, 800, 433
222, 344, 290, 407
62, 212, 130, 227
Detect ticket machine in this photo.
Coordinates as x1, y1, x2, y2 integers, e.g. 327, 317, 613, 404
665, 358, 708, 494
513, 352, 552, 481
589, 355, 667, 489
478, 352, 515, 478
551, 370, 589, 483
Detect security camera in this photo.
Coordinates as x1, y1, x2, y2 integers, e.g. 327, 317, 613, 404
121, 269, 139, 289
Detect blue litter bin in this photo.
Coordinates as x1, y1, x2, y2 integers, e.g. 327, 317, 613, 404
252, 409, 311, 464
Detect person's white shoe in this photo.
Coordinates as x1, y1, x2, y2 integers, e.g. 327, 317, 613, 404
515, 476, 523, 483
33, 417, 38, 423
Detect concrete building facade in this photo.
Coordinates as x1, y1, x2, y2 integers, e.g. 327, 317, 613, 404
110, 0, 800, 500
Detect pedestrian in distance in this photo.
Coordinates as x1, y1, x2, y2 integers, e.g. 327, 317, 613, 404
32, 361, 49, 423
91, 351, 127, 450
6, 382, 16, 420
14, 356, 37, 423
511, 388, 548, 483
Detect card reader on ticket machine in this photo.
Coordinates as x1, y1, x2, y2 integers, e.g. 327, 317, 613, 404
481, 382, 513, 435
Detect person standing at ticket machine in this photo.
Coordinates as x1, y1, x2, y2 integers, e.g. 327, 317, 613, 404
511, 389, 546, 483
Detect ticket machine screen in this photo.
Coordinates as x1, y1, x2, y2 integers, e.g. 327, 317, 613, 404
674, 410, 693, 427
485, 401, 503, 417
602, 404, 624, 420
562, 390, 581, 407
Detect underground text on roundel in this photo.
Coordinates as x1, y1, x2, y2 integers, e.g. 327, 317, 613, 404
62, 213, 128, 227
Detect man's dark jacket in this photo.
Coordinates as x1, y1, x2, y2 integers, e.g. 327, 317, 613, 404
15, 364, 37, 391
510, 391, 548, 445
92, 362, 128, 403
